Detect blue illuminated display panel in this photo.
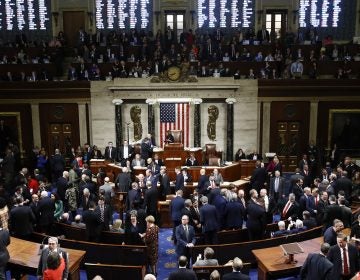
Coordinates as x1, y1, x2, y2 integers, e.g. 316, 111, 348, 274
198, 0, 255, 29
0, 0, 50, 31
95, 0, 152, 30
299, 0, 356, 39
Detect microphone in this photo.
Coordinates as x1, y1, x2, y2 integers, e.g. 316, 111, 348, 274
38, 235, 49, 255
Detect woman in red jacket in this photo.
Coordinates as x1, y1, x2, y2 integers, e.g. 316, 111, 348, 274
43, 251, 65, 280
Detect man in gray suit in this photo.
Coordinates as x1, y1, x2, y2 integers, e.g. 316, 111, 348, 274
269, 170, 286, 203
193, 247, 219, 266
37, 236, 69, 279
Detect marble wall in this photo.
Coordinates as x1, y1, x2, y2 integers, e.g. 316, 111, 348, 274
90, 78, 259, 159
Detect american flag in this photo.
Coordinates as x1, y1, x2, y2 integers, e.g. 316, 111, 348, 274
160, 103, 190, 147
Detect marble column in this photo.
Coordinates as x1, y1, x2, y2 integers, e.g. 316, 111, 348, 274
78, 103, 87, 145
193, 98, 203, 147
112, 99, 123, 148
225, 98, 237, 161
31, 103, 41, 148
309, 101, 319, 143
262, 101, 271, 154
146, 99, 156, 139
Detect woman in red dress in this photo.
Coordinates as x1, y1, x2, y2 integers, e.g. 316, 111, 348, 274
140, 215, 159, 276
43, 251, 65, 280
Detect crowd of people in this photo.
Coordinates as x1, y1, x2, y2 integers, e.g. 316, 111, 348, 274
0, 128, 360, 279
1, 26, 360, 82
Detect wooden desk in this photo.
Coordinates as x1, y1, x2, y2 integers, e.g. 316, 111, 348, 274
252, 237, 322, 280
8, 237, 85, 280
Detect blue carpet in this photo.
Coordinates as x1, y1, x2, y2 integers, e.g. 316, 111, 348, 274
157, 228, 178, 280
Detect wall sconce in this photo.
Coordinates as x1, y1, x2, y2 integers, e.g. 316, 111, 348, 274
257, 10, 264, 24
190, 10, 196, 25
87, 12, 94, 25
154, 11, 161, 25
292, 10, 298, 25
52, 12, 59, 27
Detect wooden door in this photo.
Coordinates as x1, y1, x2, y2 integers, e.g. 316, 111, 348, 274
63, 11, 85, 46
276, 122, 300, 171
269, 102, 310, 172
49, 123, 73, 156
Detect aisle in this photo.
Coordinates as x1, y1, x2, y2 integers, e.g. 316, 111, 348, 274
157, 228, 178, 280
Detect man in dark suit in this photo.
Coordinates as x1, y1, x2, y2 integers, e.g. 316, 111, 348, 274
81, 187, 96, 211
0, 226, 10, 279
301, 164, 312, 188
82, 201, 102, 242
37, 191, 55, 234
126, 182, 141, 210
300, 242, 333, 280
50, 149, 65, 182
280, 193, 300, 221
170, 190, 185, 241
222, 257, 250, 280
141, 137, 153, 161
174, 167, 184, 191
9, 197, 36, 238
269, 170, 286, 203
338, 197, 352, 228
249, 160, 267, 192
96, 196, 113, 231
115, 167, 132, 192
168, 256, 197, 280
175, 215, 196, 262
292, 178, 304, 202
327, 233, 359, 279
324, 219, 344, 246
200, 196, 219, 244
246, 190, 266, 241
224, 192, 245, 230
335, 171, 352, 199
143, 181, 158, 219
104, 141, 117, 161
316, 191, 328, 225
37, 236, 69, 279
323, 195, 342, 229
197, 169, 209, 195
158, 167, 170, 200
56, 170, 69, 202
117, 140, 133, 166
259, 188, 276, 224
289, 168, 304, 194
256, 25, 270, 44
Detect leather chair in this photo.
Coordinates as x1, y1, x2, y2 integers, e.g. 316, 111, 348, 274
204, 144, 222, 163
208, 157, 220, 166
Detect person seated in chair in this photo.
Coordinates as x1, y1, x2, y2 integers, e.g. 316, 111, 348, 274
272, 220, 290, 237
289, 219, 307, 234
164, 130, 175, 144
185, 153, 199, 166
193, 247, 219, 266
